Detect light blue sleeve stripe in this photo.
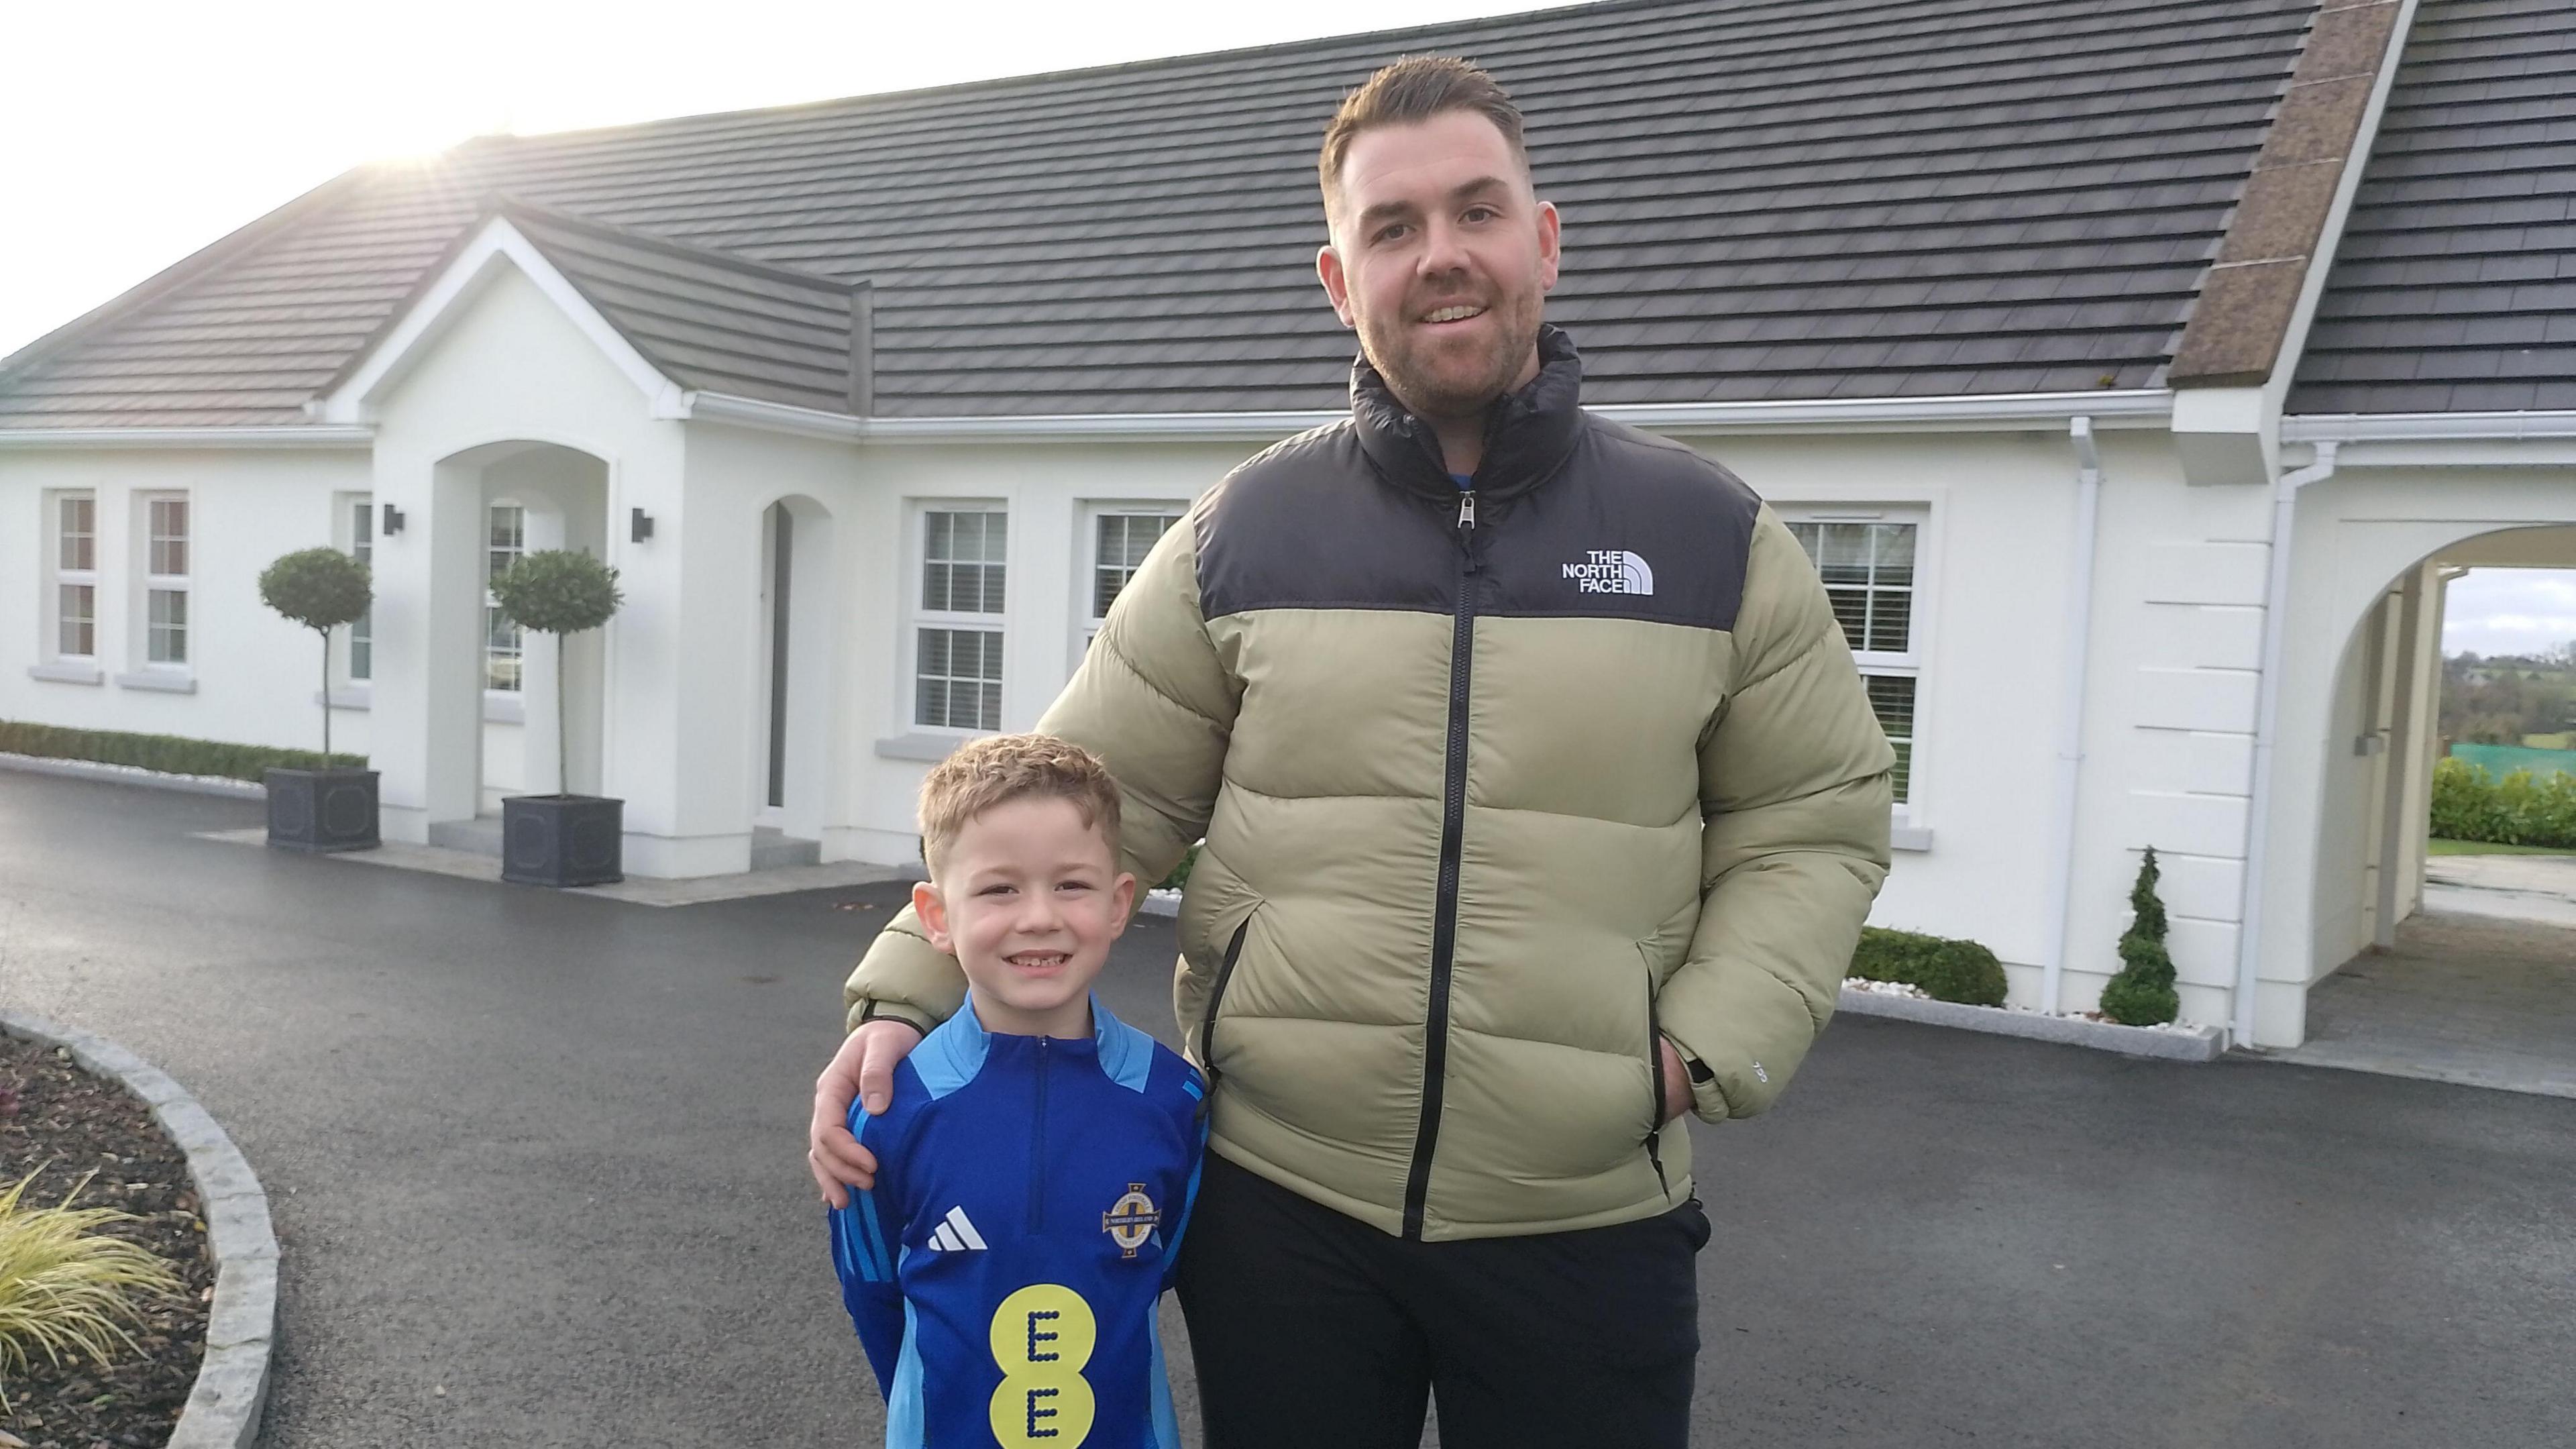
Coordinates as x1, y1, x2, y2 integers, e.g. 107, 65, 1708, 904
888, 1298, 927, 1449
1148, 1309, 1183, 1449
851, 1114, 894, 1279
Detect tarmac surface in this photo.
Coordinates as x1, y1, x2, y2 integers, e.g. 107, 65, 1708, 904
3, 769, 2571, 1448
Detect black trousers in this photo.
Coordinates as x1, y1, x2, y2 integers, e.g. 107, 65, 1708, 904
1175, 1155, 1710, 1448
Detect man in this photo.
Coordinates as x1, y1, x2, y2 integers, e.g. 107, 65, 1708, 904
810, 56, 1893, 1448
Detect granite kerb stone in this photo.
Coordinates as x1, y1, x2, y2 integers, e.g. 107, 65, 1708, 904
0, 1008, 279, 1449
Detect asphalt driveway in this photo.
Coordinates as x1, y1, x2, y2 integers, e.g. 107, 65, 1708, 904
2, 769, 2569, 1447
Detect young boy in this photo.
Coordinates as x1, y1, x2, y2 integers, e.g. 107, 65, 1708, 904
829, 734, 1207, 1449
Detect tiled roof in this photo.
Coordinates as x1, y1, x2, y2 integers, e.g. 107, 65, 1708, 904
0, 0, 2318, 428
492, 203, 867, 415
2288, 0, 2576, 415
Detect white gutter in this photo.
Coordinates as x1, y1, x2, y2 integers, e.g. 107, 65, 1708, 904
0, 426, 373, 449
2233, 440, 2342, 1047
688, 387, 2175, 443
2040, 417, 2106, 1017
2282, 410, 2576, 443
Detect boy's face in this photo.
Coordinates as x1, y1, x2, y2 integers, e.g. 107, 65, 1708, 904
915, 795, 1135, 1038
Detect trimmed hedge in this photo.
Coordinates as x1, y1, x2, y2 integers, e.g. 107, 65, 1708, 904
0, 720, 362, 784
1847, 926, 2008, 1006
2430, 757, 2576, 849
1155, 842, 1199, 894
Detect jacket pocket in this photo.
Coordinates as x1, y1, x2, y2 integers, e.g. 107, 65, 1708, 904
1638, 943, 1674, 1199
1197, 916, 1254, 1085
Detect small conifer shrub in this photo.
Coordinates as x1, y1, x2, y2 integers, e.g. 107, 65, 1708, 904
2100, 847, 2182, 1026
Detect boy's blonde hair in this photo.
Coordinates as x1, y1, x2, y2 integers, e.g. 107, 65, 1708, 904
917, 733, 1123, 876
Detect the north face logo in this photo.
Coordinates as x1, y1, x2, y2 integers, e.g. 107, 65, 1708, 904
1563, 550, 1655, 595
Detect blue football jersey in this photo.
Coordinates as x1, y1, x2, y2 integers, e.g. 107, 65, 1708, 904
828, 994, 1208, 1449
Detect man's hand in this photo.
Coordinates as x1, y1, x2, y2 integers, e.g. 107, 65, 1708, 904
808, 1018, 926, 1208
1658, 1036, 1693, 1125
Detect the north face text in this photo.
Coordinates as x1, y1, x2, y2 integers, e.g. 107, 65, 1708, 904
1563, 550, 1656, 595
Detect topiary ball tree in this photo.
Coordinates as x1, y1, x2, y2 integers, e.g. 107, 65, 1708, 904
490, 549, 623, 798
257, 547, 372, 758
2100, 846, 2182, 1026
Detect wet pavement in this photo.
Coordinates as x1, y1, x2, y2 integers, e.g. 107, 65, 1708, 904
3, 768, 2571, 1448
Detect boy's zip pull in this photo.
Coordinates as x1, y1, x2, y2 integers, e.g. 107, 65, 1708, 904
1457, 491, 1477, 529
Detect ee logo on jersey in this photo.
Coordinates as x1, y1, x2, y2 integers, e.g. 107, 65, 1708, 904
989, 1284, 1097, 1446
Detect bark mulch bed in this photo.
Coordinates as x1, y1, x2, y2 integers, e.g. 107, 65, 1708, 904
0, 1032, 215, 1449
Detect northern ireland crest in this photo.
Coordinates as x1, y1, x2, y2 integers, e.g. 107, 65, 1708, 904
1101, 1183, 1161, 1259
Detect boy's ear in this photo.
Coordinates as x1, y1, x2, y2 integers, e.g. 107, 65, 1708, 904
912, 881, 953, 955
1110, 871, 1137, 932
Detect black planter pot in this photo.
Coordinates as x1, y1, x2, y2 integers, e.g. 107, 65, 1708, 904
501, 794, 625, 887
264, 767, 380, 853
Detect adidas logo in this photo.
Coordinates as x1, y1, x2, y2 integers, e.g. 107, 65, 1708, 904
1562, 549, 1655, 596
926, 1205, 988, 1253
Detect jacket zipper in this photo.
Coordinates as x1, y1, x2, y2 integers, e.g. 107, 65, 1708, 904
1400, 489, 1479, 1240
1642, 974, 1672, 1201
1029, 1036, 1050, 1234
1197, 919, 1252, 1086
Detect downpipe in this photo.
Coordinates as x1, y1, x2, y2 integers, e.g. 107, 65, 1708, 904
2040, 417, 2104, 1017
2231, 441, 2342, 1048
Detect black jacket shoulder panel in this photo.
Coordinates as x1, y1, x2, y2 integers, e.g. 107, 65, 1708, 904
1193, 412, 1766, 633
1477, 415, 1763, 631
1195, 420, 1458, 620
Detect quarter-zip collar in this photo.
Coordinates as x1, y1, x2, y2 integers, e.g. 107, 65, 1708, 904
1350, 324, 1587, 504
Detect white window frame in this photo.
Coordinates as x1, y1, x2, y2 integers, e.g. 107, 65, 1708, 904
1779, 506, 1931, 827
340, 492, 374, 685
1072, 502, 1186, 671
906, 501, 1008, 736
138, 492, 191, 672
48, 491, 99, 663
485, 500, 525, 694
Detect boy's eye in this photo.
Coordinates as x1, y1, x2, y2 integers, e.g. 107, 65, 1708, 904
1057, 880, 1093, 893
979, 883, 1015, 897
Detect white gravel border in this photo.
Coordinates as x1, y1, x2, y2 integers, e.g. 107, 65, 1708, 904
0, 751, 266, 800
0, 1010, 278, 1449
1835, 982, 2229, 1061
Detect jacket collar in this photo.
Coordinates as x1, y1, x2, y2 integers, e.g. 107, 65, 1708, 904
1349, 323, 1587, 502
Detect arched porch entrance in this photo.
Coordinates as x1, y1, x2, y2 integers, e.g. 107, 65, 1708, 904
2260, 502, 2576, 1093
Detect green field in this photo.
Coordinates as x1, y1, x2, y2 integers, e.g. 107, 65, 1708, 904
2427, 838, 2576, 857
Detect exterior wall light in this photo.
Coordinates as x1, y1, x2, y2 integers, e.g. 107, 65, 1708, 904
380, 503, 405, 536
630, 508, 655, 543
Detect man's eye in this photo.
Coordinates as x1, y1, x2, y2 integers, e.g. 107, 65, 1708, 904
1373, 223, 1409, 244
1462, 206, 1499, 223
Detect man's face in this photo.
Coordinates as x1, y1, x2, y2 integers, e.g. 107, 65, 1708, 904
1318, 110, 1560, 423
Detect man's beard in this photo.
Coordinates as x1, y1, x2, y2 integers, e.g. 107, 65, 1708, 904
1358, 283, 1544, 423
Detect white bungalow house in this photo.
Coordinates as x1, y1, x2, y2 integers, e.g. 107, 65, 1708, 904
3, 0, 2571, 1050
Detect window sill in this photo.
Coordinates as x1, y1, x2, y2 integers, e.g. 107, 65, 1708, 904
28, 661, 103, 686
874, 731, 979, 763
1890, 824, 1933, 853
484, 692, 525, 724
315, 686, 373, 711
113, 669, 196, 695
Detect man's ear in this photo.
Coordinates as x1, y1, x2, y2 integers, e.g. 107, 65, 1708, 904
1317, 244, 1357, 329
912, 881, 953, 955
1536, 199, 1562, 294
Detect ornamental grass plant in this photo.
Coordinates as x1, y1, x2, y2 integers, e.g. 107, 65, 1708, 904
0, 1167, 187, 1411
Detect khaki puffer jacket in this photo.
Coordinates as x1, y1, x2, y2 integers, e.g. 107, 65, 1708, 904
847, 327, 1894, 1241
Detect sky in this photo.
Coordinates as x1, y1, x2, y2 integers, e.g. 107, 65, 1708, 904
0, 0, 1566, 358
7, 1, 2571, 650
2445, 569, 2576, 661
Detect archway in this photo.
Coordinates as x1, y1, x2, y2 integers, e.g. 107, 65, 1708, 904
418, 441, 611, 848
2275, 522, 2576, 1092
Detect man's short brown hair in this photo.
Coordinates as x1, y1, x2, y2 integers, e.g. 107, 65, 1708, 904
1318, 56, 1529, 222
917, 733, 1123, 877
